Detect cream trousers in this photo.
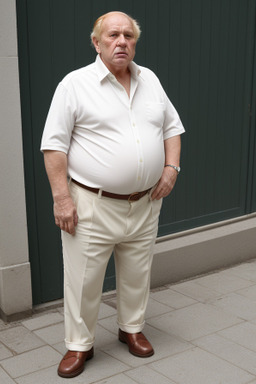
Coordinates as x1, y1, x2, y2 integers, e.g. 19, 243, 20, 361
62, 181, 162, 352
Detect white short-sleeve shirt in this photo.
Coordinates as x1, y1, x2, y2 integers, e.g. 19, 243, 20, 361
41, 55, 185, 194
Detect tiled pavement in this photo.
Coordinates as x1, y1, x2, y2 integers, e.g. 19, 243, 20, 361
2, 260, 256, 383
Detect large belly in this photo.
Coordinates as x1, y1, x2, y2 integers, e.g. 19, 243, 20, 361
68, 134, 164, 194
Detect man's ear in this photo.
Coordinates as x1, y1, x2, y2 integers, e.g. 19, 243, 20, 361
92, 37, 101, 53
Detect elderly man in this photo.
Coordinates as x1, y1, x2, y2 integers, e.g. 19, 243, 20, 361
41, 11, 185, 378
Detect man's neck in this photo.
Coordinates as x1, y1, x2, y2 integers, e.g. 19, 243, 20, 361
115, 70, 131, 97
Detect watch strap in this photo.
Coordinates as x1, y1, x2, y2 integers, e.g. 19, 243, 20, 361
164, 164, 181, 174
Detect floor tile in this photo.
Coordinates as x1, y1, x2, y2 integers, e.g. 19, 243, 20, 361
0, 366, 15, 384
147, 302, 242, 341
98, 315, 118, 335
150, 347, 254, 383
0, 346, 61, 378
96, 373, 138, 383
218, 322, 256, 352
195, 270, 254, 294
102, 295, 117, 310
0, 319, 20, 331
52, 341, 66, 356
21, 312, 63, 331
34, 323, 65, 345
99, 296, 173, 323
0, 326, 45, 354
251, 318, 256, 326
15, 366, 71, 384
0, 342, 12, 360
210, 292, 256, 320
98, 303, 116, 320
125, 365, 177, 384
151, 288, 197, 309
236, 285, 256, 301
194, 333, 256, 375
228, 261, 256, 282
94, 324, 117, 350
15, 351, 129, 384
145, 297, 174, 319
171, 280, 222, 302
101, 324, 192, 368
57, 307, 64, 315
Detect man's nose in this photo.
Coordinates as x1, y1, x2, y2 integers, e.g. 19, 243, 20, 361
117, 34, 126, 46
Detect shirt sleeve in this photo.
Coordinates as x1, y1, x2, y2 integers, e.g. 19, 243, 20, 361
40, 83, 76, 154
162, 91, 185, 140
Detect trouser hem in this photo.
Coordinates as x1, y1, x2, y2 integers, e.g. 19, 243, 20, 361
65, 339, 94, 352
118, 321, 145, 333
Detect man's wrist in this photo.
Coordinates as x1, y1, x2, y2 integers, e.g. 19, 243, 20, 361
164, 164, 181, 174
53, 192, 71, 203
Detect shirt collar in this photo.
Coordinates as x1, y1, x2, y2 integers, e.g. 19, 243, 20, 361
95, 54, 142, 82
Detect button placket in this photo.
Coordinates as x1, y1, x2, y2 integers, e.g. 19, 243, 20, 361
129, 106, 144, 187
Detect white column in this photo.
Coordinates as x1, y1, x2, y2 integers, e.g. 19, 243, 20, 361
0, 0, 32, 321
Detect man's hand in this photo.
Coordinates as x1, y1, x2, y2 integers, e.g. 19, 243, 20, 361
151, 167, 178, 200
43, 151, 78, 234
53, 194, 78, 235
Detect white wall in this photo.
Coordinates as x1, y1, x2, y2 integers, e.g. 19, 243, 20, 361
0, 0, 32, 321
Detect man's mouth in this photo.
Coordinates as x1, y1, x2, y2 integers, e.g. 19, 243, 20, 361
115, 52, 128, 56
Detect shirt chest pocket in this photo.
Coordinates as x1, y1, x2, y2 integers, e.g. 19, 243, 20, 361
145, 102, 165, 127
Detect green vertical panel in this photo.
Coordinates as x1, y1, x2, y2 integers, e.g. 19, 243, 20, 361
226, 0, 248, 211
145, 0, 158, 74
18, 0, 62, 304
28, 0, 77, 302
131, 0, 146, 65
246, 0, 256, 212
158, 0, 254, 235
251, 81, 256, 210
156, 0, 175, 231
16, 0, 42, 304
91, 0, 107, 22
193, 0, 211, 218
74, 0, 95, 68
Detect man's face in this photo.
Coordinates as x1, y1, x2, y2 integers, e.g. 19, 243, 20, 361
93, 13, 136, 74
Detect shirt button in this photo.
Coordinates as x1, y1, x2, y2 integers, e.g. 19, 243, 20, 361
137, 140, 140, 144
140, 158, 143, 162
138, 176, 141, 180
133, 123, 135, 127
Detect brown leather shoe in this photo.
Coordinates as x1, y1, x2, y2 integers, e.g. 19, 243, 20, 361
119, 329, 154, 357
57, 348, 94, 378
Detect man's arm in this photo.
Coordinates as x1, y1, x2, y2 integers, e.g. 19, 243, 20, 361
151, 135, 181, 200
43, 150, 78, 235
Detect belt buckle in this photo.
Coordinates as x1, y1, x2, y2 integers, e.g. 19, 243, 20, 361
128, 192, 141, 202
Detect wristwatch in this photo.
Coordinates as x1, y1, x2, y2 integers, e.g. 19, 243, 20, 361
164, 164, 181, 174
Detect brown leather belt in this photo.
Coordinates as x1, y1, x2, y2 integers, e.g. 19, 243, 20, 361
71, 179, 150, 202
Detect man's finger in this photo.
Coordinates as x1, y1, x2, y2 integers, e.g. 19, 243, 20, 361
74, 211, 78, 227
67, 221, 75, 235
151, 186, 162, 200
